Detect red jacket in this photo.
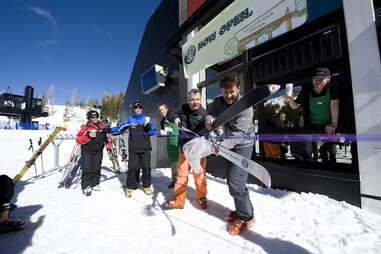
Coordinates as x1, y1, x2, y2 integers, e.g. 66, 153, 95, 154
76, 121, 112, 152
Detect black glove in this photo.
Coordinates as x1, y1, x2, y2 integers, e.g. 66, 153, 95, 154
143, 123, 151, 132
102, 127, 111, 133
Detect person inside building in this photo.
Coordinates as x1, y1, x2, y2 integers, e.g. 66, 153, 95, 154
0, 174, 26, 234
205, 73, 255, 236
76, 110, 112, 196
263, 117, 282, 159
285, 67, 340, 163
166, 89, 208, 209
290, 113, 313, 161
111, 101, 156, 197
158, 104, 179, 188
275, 112, 292, 160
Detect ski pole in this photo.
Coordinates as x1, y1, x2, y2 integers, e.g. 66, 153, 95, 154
29, 139, 38, 176
38, 137, 45, 176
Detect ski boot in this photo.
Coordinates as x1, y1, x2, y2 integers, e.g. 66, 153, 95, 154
228, 216, 255, 235
126, 189, 133, 198
143, 187, 152, 195
92, 185, 101, 191
82, 186, 92, 196
167, 199, 184, 209
199, 197, 207, 209
0, 219, 26, 234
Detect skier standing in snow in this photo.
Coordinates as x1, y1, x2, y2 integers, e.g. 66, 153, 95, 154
285, 67, 340, 163
205, 73, 255, 235
158, 104, 179, 188
166, 89, 208, 209
111, 101, 156, 197
76, 110, 112, 196
0, 174, 26, 234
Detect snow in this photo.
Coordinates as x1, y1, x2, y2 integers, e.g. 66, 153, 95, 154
1, 107, 381, 254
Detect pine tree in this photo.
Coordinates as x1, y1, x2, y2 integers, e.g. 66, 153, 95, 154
100, 90, 124, 122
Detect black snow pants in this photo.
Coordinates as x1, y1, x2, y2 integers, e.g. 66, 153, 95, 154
81, 150, 103, 190
0, 175, 14, 213
126, 150, 151, 189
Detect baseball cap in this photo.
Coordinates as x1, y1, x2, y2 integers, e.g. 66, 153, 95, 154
313, 67, 330, 78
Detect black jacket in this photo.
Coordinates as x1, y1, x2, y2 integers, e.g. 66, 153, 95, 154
167, 104, 207, 152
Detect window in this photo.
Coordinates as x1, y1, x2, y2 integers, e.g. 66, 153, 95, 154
258, 82, 353, 165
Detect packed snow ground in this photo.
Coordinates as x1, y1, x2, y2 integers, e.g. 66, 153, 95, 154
0, 107, 381, 254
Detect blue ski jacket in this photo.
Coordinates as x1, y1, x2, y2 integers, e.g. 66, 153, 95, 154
111, 113, 156, 152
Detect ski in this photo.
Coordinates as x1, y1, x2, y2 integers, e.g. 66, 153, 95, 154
110, 132, 128, 172
64, 158, 81, 188
13, 127, 62, 185
198, 85, 301, 136
179, 125, 271, 187
58, 143, 81, 187
107, 134, 120, 174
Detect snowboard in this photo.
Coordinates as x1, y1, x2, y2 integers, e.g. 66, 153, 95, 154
179, 125, 271, 187
198, 85, 301, 136
198, 85, 274, 136
209, 140, 271, 187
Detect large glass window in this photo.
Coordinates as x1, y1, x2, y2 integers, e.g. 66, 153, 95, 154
259, 82, 353, 165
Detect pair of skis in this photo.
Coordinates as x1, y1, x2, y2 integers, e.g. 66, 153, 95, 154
58, 143, 82, 188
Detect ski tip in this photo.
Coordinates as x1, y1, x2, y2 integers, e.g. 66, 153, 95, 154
266, 84, 281, 94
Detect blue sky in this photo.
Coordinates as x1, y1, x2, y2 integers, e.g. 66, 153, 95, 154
0, 0, 161, 105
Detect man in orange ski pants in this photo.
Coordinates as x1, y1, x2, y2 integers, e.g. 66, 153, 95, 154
166, 89, 208, 209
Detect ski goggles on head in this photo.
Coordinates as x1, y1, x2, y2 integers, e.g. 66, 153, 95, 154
132, 101, 143, 109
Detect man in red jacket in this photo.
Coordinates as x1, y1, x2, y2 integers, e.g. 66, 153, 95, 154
76, 110, 112, 196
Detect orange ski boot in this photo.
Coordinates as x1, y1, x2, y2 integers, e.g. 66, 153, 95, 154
199, 197, 207, 209
228, 216, 255, 236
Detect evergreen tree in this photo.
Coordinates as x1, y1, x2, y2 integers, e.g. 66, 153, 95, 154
100, 90, 124, 121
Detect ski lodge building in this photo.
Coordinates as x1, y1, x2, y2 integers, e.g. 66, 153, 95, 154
119, 0, 381, 214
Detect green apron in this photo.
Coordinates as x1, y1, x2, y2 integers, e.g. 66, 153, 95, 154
164, 122, 179, 163
309, 88, 331, 126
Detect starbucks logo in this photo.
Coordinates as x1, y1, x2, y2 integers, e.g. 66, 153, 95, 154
224, 37, 238, 57
241, 158, 249, 169
184, 45, 196, 64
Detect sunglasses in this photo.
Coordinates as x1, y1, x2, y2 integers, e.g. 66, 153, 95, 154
90, 116, 98, 119
313, 76, 328, 82
133, 105, 142, 109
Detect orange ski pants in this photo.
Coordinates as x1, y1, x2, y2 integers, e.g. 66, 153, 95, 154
172, 152, 207, 206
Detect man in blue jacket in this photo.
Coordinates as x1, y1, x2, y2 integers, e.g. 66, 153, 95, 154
111, 100, 156, 197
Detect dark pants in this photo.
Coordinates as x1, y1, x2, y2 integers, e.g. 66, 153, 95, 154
0, 175, 14, 213
319, 142, 337, 163
127, 150, 151, 189
81, 150, 103, 190
225, 146, 254, 221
